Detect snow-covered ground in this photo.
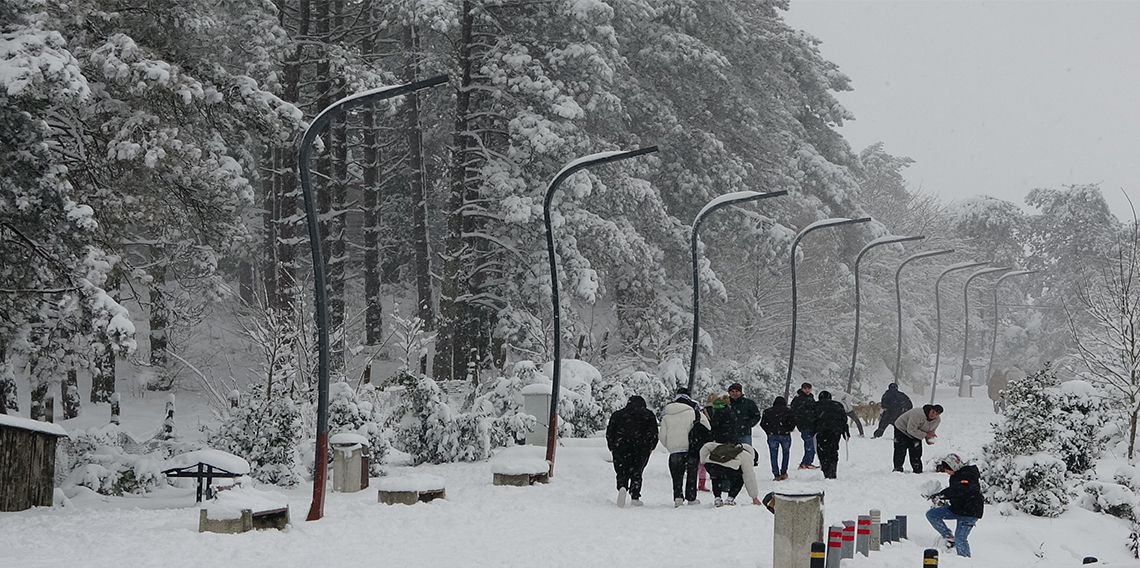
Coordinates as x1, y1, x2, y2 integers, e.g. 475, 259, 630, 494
1, 391, 1134, 567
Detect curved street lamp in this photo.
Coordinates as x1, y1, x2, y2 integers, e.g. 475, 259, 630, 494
958, 266, 1011, 396
298, 74, 449, 521
929, 261, 988, 404
987, 270, 1037, 382
783, 216, 872, 400
688, 190, 788, 392
543, 146, 658, 477
894, 249, 955, 382
846, 234, 925, 393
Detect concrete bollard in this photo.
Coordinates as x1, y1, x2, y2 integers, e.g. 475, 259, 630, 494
870, 509, 881, 551
896, 514, 908, 540
772, 492, 825, 568
856, 515, 871, 556
826, 525, 842, 568
923, 548, 938, 566
841, 521, 855, 559
810, 542, 825, 568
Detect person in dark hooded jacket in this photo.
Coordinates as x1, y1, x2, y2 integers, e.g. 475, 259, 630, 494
606, 395, 659, 507
926, 453, 984, 557
789, 383, 817, 469
873, 383, 913, 438
759, 396, 796, 480
811, 391, 850, 479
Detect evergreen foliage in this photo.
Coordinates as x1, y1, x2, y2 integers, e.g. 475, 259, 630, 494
209, 387, 303, 486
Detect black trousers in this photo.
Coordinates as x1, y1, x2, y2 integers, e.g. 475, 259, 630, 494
704, 463, 744, 498
893, 429, 923, 473
816, 431, 843, 479
613, 451, 651, 499
668, 452, 699, 501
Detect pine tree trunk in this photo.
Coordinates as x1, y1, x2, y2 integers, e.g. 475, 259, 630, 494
0, 344, 16, 413
91, 270, 119, 403
361, 15, 383, 346
274, 0, 308, 317
148, 248, 171, 390
30, 380, 47, 421
434, 0, 475, 382
262, 147, 279, 308
62, 368, 80, 419
405, 24, 434, 333
328, 0, 348, 373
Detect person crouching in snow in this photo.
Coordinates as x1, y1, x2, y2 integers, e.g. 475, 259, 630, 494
659, 387, 710, 507
699, 404, 762, 507
925, 453, 983, 557
606, 395, 659, 507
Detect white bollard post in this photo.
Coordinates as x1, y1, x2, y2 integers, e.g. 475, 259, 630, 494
869, 509, 881, 551
772, 492, 825, 568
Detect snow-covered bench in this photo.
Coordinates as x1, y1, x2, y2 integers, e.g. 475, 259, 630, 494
489, 446, 550, 486
198, 486, 290, 534
163, 449, 251, 503
376, 474, 446, 505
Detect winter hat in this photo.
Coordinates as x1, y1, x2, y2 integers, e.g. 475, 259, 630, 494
888, 383, 898, 390
676, 387, 690, 396
818, 390, 832, 401
728, 383, 743, 392
941, 453, 964, 472
801, 382, 813, 390
772, 396, 787, 407
627, 395, 647, 408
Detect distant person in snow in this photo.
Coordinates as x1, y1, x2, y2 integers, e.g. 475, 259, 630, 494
605, 395, 659, 508
790, 382, 818, 469
837, 391, 865, 437
727, 382, 762, 445
988, 369, 1009, 414
872, 383, 913, 439
811, 391, 850, 479
699, 410, 762, 508
925, 453, 984, 557
658, 387, 711, 507
893, 404, 943, 473
759, 395, 796, 481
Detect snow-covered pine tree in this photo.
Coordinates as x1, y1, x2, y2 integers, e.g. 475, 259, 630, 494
983, 363, 1071, 517
327, 381, 389, 476
1056, 379, 1106, 476
209, 384, 303, 486
389, 370, 492, 465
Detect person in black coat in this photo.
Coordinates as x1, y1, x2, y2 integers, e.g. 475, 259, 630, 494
811, 391, 850, 479
605, 395, 659, 507
759, 396, 796, 480
872, 383, 913, 438
926, 453, 984, 557
789, 383, 817, 469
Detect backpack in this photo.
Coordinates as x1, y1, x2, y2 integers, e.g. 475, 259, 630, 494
688, 407, 713, 454
707, 442, 744, 463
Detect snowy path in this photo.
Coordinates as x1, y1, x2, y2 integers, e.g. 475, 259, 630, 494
0, 393, 1133, 567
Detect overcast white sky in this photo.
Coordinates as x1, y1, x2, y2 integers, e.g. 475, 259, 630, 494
782, 0, 1140, 220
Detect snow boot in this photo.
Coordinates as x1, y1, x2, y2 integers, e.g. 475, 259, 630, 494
714, 497, 725, 507
617, 488, 627, 508
674, 498, 684, 508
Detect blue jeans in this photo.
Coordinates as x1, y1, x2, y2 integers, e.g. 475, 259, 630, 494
739, 434, 753, 446
799, 430, 816, 466
767, 434, 791, 476
926, 506, 977, 557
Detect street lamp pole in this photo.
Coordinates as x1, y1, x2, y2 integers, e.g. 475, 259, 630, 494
846, 235, 924, 393
958, 267, 1011, 397
543, 147, 658, 477
987, 270, 1037, 381
783, 217, 872, 400
688, 190, 787, 392
298, 75, 449, 521
929, 261, 988, 404
894, 249, 955, 383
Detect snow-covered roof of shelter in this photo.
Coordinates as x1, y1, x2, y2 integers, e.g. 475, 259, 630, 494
540, 359, 601, 390
165, 449, 251, 475
330, 432, 370, 447
0, 413, 68, 437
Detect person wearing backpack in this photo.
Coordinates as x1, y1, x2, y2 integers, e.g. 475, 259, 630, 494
659, 387, 711, 507
759, 396, 796, 481
698, 423, 762, 508
606, 395, 659, 507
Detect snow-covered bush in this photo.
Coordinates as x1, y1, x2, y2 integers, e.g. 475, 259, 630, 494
608, 369, 671, 410
983, 364, 1071, 516
1056, 380, 1106, 475
1078, 481, 1138, 522
389, 370, 492, 464
328, 381, 390, 476
61, 424, 165, 496
718, 356, 785, 403
209, 388, 303, 486
469, 361, 540, 446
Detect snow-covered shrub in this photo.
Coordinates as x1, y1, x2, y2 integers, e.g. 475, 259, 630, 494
609, 370, 671, 410
209, 388, 303, 486
718, 356, 784, 403
62, 425, 165, 496
1115, 465, 1140, 493
1078, 481, 1138, 522
1056, 380, 1105, 475
328, 381, 390, 476
468, 362, 539, 446
983, 364, 1071, 516
389, 370, 492, 464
